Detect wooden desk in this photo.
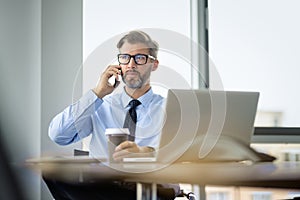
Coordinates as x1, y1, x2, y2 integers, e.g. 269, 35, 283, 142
26, 157, 300, 199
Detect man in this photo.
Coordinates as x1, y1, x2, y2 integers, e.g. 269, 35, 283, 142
46, 30, 180, 199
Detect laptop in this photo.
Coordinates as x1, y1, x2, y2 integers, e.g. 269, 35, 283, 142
125, 89, 275, 163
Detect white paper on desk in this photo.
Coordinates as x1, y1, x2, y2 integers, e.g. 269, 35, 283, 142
122, 157, 157, 163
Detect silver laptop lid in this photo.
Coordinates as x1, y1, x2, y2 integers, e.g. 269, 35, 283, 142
157, 89, 260, 163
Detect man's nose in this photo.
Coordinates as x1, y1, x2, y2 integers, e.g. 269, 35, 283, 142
127, 57, 137, 68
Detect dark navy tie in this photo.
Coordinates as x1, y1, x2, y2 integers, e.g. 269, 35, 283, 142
123, 99, 141, 141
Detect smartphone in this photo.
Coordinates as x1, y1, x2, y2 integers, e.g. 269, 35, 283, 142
108, 68, 122, 88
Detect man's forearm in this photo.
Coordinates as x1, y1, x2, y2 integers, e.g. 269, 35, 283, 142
48, 90, 102, 145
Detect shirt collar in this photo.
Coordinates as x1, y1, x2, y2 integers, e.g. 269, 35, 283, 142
121, 87, 154, 109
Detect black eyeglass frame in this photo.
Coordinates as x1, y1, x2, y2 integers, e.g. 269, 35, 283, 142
117, 54, 156, 65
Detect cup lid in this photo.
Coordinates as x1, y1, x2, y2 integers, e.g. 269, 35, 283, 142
105, 128, 130, 135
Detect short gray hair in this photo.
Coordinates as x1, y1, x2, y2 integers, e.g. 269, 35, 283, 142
117, 30, 159, 58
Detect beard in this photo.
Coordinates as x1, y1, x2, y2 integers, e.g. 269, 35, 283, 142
122, 69, 151, 89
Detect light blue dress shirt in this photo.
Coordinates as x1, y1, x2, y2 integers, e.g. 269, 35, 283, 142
49, 88, 165, 158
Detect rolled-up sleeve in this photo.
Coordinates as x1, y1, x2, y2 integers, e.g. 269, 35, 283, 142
49, 90, 103, 145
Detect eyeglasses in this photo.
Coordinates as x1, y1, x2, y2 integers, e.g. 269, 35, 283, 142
117, 54, 156, 65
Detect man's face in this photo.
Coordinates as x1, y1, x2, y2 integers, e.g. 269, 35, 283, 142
119, 42, 158, 89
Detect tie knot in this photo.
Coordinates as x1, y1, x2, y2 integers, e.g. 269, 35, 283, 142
128, 99, 141, 109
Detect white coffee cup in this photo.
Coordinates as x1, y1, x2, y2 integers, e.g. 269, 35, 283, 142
105, 128, 130, 162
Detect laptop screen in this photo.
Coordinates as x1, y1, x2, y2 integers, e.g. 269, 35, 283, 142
156, 89, 260, 163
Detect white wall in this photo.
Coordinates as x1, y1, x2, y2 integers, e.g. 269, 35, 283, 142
41, 0, 82, 156
0, 0, 41, 199
41, 0, 83, 199
0, 0, 82, 199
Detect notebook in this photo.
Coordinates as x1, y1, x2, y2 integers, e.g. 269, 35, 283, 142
124, 89, 275, 163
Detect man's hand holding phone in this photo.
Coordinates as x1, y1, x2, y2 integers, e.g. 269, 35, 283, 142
92, 65, 122, 99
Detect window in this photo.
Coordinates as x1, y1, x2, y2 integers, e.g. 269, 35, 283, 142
251, 192, 272, 200
82, 0, 208, 149
288, 192, 300, 199
208, 0, 300, 127
83, 0, 193, 97
208, 191, 229, 200
208, 5, 300, 199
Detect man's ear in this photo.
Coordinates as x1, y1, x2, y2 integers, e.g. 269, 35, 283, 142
151, 60, 159, 71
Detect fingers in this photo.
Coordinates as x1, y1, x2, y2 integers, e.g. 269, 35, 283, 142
104, 65, 122, 80
113, 141, 138, 161
104, 65, 122, 88
112, 149, 131, 161
115, 141, 136, 152
93, 65, 122, 98
112, 142, 155, 161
